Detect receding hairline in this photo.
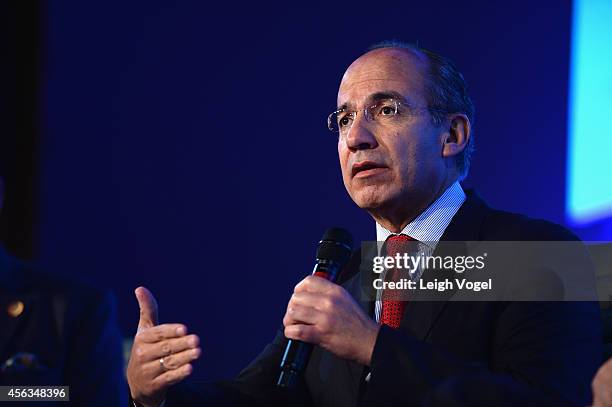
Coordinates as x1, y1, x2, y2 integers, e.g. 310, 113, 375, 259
362, 46, 429, 64
344, 46, 429, 78
339, 47, 431, 106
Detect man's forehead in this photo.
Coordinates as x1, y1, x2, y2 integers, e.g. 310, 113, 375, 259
337, 78, 412, 106
337, 48, 426, 107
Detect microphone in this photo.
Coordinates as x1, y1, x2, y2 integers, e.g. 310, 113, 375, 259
277, 227, 353, 389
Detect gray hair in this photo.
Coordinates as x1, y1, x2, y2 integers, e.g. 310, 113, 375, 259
368, 40, 475, 180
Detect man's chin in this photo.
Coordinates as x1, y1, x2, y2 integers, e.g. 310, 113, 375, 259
350, 191, 392, 211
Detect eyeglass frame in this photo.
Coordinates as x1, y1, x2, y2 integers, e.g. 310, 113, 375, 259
326, 97, 447, 134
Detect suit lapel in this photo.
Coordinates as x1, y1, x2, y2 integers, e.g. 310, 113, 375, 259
331, 192, 491, 391
400, 190, 490, 340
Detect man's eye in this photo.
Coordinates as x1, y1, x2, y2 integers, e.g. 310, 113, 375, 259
380, 105, 396, 116
338, 114, 353, 128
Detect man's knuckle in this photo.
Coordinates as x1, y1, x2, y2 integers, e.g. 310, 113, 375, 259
139, 352, 151, 365
165, 355, 177, 369
330, 295, 340, 307
161, 342, 171, 355
295, 279, 308, 292
320, 316, 332, 330
176, 353, 189, 366
287, 305, 296, 317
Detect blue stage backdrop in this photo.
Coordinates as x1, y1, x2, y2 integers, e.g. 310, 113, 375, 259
36, 0, 610, 381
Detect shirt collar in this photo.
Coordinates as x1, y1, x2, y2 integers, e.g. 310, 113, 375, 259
375, 181, 466, 248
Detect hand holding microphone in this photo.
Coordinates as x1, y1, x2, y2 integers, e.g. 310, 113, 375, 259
283, 275, 380, 364
127, 287, 201, 407
278, 228, 380, 388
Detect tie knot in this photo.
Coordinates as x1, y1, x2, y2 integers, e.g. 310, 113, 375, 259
384, 234, 416, 257
387, 234, 414, 242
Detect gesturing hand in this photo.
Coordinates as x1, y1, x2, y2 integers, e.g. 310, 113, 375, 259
283, 275, 380, 366
126, 287, 201, 407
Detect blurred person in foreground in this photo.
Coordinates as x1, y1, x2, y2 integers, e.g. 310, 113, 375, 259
0, 178, 126, 405
127, 42, 602, 406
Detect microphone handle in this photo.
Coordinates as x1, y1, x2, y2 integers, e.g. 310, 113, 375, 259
276, 260, 342, 389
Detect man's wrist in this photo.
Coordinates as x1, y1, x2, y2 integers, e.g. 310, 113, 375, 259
358, 320, 380, 366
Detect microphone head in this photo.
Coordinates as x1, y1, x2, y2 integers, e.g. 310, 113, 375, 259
316, 227, 353, 266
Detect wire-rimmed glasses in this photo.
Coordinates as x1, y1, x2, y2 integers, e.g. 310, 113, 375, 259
327, 98, 444, 136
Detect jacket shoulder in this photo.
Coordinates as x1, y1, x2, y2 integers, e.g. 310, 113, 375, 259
480, 207, 579, 242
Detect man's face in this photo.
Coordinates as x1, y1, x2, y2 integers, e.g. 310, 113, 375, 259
337, 49, 448, 217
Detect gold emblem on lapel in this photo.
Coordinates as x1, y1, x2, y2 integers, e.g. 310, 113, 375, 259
7, 300, 24, 318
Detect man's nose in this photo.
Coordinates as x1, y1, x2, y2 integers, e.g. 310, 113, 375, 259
345, 115, 378, 151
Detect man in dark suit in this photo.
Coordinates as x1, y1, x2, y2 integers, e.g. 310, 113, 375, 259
0, 180, 126, 405
126, 42, 602, 406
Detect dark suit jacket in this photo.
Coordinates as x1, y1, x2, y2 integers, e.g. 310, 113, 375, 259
164, 191, 602, 407
0, 246, 126, 406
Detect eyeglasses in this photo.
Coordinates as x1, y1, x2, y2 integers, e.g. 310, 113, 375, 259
327, 98, 445, 136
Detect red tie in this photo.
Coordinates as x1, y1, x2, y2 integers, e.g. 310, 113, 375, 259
380, 234, 415, 329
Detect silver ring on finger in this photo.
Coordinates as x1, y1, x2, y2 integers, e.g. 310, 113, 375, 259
159, 357, 168, 371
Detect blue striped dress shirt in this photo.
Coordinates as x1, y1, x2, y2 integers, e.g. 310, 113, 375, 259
373, 181, 466, 323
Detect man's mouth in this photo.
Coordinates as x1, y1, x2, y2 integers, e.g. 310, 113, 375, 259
351, 161, 389, 178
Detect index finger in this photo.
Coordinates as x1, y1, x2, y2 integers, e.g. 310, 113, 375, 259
294, 275, 336, 294
137, 323, 188, 343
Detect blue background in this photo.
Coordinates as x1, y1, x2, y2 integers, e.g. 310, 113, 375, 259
34, 0, 611, 381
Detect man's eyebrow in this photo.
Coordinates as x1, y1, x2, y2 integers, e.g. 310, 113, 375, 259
337, 91, 409, 111
368, 91, 407, 104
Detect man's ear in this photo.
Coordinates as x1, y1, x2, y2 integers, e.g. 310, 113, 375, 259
442, 114, 470, 159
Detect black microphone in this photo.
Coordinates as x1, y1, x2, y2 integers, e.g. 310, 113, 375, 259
277, 227, 353, 389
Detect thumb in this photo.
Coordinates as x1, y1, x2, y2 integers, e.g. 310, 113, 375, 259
135, 286, 159, 332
